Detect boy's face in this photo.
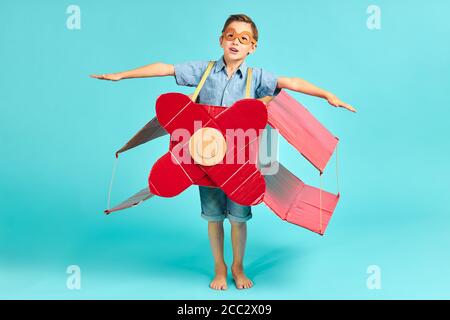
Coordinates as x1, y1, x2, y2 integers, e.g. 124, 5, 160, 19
219, 21, 257, 62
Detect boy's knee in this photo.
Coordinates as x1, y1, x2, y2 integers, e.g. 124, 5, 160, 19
208, 220, 224, 225
230, 220, 247, 227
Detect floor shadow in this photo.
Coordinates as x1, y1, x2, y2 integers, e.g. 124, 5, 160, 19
239, 245, 306, 288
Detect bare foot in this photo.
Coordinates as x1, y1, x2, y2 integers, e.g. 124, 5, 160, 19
210, 263, 228, 290
231, 264, 253, 289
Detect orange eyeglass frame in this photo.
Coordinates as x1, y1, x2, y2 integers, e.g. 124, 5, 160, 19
221, 28, 257, 45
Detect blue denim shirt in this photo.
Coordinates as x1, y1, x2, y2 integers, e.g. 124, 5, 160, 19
174, 55, 280, 107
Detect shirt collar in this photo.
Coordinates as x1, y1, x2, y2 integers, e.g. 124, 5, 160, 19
214, 55, 247, 78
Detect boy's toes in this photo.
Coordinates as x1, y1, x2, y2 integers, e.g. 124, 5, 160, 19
210, 278, 228, 290
232, 271, 253, 290
241, 280, 253, 289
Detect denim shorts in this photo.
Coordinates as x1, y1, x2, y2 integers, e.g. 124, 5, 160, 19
198, 186, 252, 223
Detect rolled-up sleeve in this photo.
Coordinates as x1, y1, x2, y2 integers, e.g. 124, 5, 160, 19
254, 68, 281, 98
173, 60, 209, 87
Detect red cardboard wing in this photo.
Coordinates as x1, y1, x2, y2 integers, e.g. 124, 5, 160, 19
268, 90, 338, 173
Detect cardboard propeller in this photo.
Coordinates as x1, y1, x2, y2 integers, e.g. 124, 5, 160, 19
148, 92, 267, 206
105, 90, 340, 235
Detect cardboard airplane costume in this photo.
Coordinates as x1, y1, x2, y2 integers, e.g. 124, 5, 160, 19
105, 61, 340, 235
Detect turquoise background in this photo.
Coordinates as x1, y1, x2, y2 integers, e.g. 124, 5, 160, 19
1, 0, 449, 299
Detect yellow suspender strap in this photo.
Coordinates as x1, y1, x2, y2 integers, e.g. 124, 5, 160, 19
191, 61, 215, 102
245, 67, 253, 98
192, 62, 252, 102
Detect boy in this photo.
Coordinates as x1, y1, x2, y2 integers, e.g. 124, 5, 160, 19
91, 14, 356, 290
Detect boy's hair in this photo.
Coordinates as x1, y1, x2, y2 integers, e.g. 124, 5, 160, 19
221, 14, 259, 42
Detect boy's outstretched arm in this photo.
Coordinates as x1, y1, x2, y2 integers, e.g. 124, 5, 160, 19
90, 63, 174, 81
277, 76, 357, 112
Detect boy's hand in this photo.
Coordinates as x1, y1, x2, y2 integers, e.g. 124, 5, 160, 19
90, 73, 122, 81
326, 93, 357, 112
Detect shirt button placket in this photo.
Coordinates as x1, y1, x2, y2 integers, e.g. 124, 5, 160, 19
222, 79, 231, 106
